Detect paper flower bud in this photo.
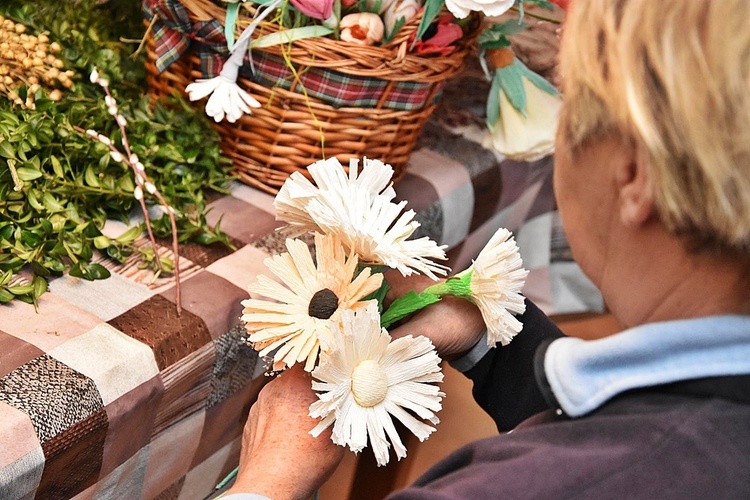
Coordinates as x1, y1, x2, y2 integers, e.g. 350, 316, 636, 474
89, 68, 99, 84
290, 0, 334, 20
483, 76, 562, 162
383, 0, 420, 36
110, 151, 123, 163
340, 13, 384, 46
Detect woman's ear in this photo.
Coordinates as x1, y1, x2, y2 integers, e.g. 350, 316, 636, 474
616, 143, 655, 228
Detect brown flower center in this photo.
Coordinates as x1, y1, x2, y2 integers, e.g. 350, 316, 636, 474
308, 288, 339, 320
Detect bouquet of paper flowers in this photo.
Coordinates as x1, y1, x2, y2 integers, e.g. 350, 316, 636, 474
241, 156, 528, 466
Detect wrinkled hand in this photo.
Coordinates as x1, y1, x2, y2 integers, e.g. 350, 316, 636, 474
228, 365, 344, 500
384, 270, 486, 360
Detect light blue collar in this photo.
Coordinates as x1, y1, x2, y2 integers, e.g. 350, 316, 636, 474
544, 315, 750, 417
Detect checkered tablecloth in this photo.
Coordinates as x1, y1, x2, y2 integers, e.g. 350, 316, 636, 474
0, 65, 602, 499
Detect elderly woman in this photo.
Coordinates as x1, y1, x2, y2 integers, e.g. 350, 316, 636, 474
224, 0, 750, 498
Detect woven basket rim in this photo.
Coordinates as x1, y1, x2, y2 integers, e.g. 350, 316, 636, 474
168, 0, 480, 81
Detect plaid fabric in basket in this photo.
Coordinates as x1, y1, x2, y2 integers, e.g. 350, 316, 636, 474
143, 0, 229, 76
143, 0, 443, 111
245, 51, 442, 111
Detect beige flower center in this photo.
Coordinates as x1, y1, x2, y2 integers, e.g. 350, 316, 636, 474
350, 359, 388, 407
308, 288, 339, 320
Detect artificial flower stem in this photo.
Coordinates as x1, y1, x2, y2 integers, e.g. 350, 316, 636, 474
379, 273, 473, 328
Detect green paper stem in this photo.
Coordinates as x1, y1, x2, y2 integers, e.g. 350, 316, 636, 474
380, 272, 474, 328
380, 290, 442, 329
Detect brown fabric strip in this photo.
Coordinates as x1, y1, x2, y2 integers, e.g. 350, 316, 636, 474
393, 172, 439, 214
155, 237, 243, 268
205, 196, 281, 245
100, 376, 164, 477
160, 271, 246, 340
37, 409, 108, 499
152, 343, 215, 437
108, 294, 212, 370
0, 331, 44, 379
469, 160, 503, 233
191, 375, 268, 468
154, 475, 185, 500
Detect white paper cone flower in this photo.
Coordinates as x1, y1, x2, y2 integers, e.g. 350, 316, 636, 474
456, 227, 528, 346
274, 157, 449, 279
241, 233, 383, 372
484, 76, 562, 162
309, 302, 444, 466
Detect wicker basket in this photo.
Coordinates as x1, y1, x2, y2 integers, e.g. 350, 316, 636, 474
145, 0, 479, 193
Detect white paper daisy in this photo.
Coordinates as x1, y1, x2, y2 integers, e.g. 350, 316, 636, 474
274, 157, 449, 279
309, 302, 444, 466
455, 227, 528, 346
241, 233, 383, 372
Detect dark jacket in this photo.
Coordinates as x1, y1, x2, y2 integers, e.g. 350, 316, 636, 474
390, 301, 750, 499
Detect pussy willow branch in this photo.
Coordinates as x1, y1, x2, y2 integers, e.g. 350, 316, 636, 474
73, 70, 182, 314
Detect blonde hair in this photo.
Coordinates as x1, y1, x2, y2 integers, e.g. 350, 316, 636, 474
558, 0, 750, 253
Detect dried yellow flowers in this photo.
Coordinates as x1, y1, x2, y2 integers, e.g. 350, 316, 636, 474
0, 16, 72, 107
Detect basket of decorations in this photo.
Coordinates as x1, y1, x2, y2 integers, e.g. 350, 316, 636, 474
142, 0, 488, 193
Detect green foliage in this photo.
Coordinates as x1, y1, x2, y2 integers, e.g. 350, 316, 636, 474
0, 0, 235, 308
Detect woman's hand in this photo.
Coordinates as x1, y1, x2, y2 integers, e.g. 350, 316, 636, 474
227, 365, 344, 500
384, 270, 486, 360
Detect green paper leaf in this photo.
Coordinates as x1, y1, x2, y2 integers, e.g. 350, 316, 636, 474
363, 279, 391, 314
497, 62, 527, 115
252, 26, 333, 48
518, 61, 559, 95
414, 0, 445, 46
486, 70, 503, 128
225, 1, 240, 51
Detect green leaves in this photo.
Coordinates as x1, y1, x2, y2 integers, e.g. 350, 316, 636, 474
0, 0, 235, 308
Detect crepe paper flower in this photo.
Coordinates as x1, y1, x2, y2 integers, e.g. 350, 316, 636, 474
291, 0, 335, 20
241, 233, 383, 372
381, 227, 527, 347
383, 0, 420, 38
185, 0, 283, 122
482, 47, 561, 162
274, 157, 449, 279
309, 302, 444, 466
409, 15, 463, 56
449, 227, 528, 346
340, 13, 385, 45
445, 0, 514, 19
